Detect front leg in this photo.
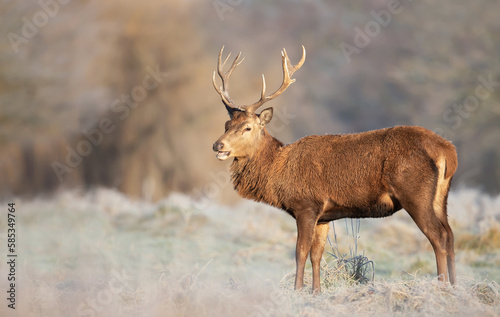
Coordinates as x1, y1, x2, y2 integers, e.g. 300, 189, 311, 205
310, 222, 329, 293
294, 211, 318, 291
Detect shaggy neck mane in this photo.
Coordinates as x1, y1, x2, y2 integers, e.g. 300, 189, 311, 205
230, 133, 283, 207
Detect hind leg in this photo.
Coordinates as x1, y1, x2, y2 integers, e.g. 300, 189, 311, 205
435, 192, 456, 284
433, 158, 456, 284
404, 201, 451, 283
389, 154, 455, 283
442, 219, 456, 284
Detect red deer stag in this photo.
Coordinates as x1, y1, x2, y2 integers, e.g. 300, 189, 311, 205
212, 46, 457, 293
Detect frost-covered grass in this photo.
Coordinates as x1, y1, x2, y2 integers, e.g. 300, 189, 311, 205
0, 188, 499, 316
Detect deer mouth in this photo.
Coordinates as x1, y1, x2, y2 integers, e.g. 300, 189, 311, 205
216, 151, 231, 160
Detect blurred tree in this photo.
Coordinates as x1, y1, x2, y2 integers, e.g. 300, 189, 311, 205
0, 0, 499, 199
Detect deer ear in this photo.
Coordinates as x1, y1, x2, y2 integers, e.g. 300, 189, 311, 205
259, 107, 273, 126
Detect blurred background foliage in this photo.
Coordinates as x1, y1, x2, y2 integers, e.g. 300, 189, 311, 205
0, 0, 499, 201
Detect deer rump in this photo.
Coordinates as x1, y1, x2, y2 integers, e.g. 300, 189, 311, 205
231, 125, 457, 224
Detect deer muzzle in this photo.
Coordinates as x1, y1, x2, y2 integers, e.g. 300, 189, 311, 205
213, 141, 230, 160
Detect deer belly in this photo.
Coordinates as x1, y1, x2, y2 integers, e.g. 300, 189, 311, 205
318, 193, 401, 222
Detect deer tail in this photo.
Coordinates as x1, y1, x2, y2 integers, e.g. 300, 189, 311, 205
442, 143, 458, 180
423, 135, 458, 180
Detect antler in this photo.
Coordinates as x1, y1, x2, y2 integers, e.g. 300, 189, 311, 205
213, 45, 306, 116
242, 45, 306, 114
212, 46, 244, 114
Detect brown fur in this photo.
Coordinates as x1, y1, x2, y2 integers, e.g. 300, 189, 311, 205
229, 123, 457, 221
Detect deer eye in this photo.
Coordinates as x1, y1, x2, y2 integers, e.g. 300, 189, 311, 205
244, 126, 252, 132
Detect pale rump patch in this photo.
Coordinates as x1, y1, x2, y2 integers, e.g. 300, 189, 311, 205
433, 156, 448, 220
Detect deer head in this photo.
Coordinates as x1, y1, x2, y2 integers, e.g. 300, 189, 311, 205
212, 46, 306, 160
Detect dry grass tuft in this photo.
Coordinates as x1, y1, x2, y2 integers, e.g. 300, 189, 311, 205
326, 219, 374, 285
471, 282, 500, 306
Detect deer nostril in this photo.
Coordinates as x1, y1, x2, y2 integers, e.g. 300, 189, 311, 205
213, 142, 224, 152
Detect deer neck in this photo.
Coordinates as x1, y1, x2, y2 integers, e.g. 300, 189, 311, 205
230, 133, 283, 204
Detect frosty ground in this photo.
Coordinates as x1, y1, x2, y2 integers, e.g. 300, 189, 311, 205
0, 188, 499, 316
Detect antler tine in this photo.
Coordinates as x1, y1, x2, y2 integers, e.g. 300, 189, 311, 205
260, 74, 266, 101
212, 71, 231, 106
243, 45, 306, 114
220, 50, 231, 70
283, 45, 306, 77
224, 52, 243, 90
213, 46, 244, 110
